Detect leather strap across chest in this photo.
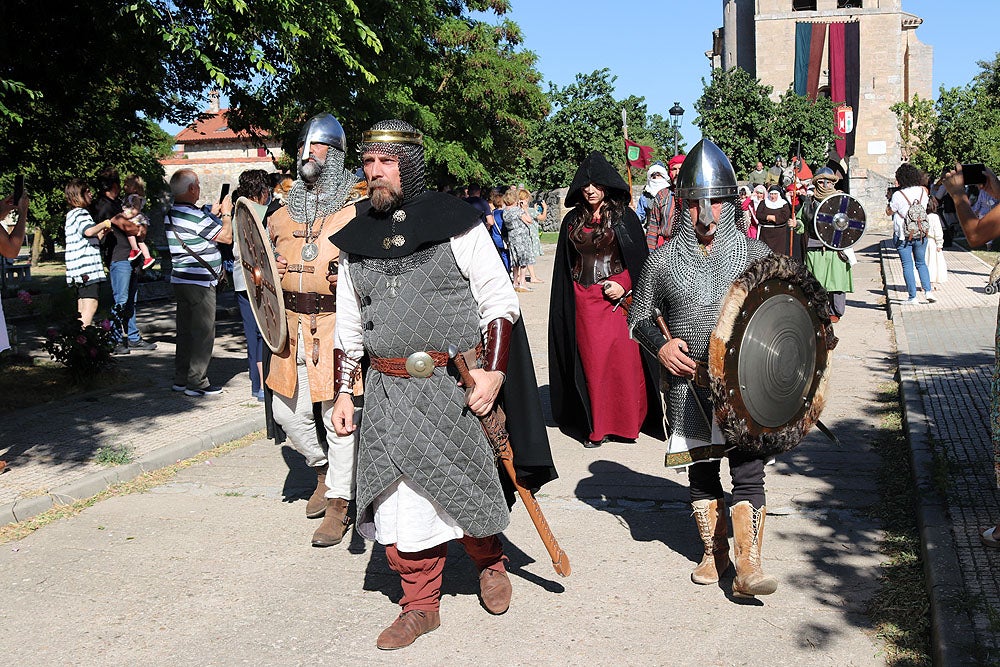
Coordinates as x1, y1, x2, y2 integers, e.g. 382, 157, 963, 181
284, 290, 336, 314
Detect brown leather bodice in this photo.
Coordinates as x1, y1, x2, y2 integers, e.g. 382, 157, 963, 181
571, 224, 623, 287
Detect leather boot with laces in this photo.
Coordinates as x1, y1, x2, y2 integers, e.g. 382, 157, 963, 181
690, 498, 731, 584
311, 498, 352, 547
304, 464, 329, 518
731, 500, 778, 597
376, 609, 441, 650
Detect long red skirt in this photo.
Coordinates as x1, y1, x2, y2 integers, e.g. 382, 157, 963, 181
573, 270, 648, 442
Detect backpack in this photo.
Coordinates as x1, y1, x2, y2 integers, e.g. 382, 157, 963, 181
901, 188, 929, 241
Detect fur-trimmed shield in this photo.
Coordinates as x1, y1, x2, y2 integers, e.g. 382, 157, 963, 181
232, 197, 287, 353
708, 254, 836, 459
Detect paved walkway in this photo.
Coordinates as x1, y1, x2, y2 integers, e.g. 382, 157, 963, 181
0, 233, 994, 664
881, 236, 1000, 665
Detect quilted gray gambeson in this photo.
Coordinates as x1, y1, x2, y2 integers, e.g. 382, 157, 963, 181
348, 241, 509, 539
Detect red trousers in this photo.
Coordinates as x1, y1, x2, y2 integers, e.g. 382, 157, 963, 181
384, 535, 507, 612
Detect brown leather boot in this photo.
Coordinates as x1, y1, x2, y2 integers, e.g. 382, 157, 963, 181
691, 498, 731, 584
311, 498, 352, 547
731, 500, 778, 598
304, 464, 329, 518
479, 567, 512, 614
376, 609, 441, 650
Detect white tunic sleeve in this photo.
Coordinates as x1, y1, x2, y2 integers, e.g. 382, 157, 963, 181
333, 253, 364, 359
450, 224, 519, 332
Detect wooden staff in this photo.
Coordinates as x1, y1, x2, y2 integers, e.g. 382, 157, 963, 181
447, 345, 571, 578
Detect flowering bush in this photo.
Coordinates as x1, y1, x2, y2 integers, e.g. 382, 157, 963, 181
17, 290, 32, 306
43, 317, 116, 383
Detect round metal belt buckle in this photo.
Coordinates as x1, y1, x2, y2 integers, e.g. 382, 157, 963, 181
405, 351, 435, 378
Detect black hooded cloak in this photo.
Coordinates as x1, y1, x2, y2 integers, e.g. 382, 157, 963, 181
547, 151, 666, 441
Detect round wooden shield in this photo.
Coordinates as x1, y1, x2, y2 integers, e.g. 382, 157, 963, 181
813, 192, 867, 250
233, 197, 287, 353
708, 254, 835, 459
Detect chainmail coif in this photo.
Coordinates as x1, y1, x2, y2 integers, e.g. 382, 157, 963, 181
286, 147, 358, 224
359, 119, 425, 202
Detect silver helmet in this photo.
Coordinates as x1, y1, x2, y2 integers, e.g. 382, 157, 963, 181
673, 139, 739, 202
297, 113, 347, 183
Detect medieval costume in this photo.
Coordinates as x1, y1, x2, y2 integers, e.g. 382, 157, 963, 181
548, 151, 664, 448
636, 163, 669, 225
265, 113, 358, 547
798, 167, 855, 320
645, 154, 686, 251
755, 185, 805, 261
628, 139, 778, 598
331, 120, 555, 650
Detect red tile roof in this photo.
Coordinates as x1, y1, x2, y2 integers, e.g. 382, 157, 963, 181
174, 109, 270, 144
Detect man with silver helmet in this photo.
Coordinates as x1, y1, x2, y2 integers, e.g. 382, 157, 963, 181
330, 120, 555, 650
265, 112, 360, 548
628, 139, 780, 599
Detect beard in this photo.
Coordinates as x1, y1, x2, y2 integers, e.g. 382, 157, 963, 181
370, 179, 404, 212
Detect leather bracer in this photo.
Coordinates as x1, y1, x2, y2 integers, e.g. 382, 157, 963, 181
334, 348, 361, 395
482, 318, 513, 375
631, 318, 668, 358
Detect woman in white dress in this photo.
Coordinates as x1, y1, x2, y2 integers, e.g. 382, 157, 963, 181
925, 196, 948, 287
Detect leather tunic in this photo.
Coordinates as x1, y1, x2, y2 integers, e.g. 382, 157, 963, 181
571, 224, 624, 287
265, 203, 356, 402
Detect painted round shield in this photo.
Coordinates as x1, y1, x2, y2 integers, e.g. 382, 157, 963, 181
233, 197, 287, 353
709, 254, 834, 459
813, 192, 867, 250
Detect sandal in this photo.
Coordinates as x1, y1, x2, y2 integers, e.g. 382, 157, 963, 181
981, 526, 1000, 548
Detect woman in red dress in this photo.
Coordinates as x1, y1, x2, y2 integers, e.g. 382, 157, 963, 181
548, 152, 664, 448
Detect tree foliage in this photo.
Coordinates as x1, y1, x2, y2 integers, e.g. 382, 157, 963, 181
890, 51, 1000, 178
230, 0, 547, 187
695, 68, 839, 179
525, 69, 682, 190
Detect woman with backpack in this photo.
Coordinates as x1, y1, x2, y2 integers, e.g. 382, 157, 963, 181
888, 163, 936, 305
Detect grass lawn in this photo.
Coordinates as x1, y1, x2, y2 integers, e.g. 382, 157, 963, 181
953, 239, 999, 266
540, 232, 559, 244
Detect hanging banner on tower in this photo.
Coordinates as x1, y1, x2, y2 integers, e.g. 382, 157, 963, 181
835, 104, 854, 135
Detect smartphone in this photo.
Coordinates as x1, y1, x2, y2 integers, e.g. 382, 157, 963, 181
219, 183, 231, 203
963, 163, 987, 185
12, 174, 23, 202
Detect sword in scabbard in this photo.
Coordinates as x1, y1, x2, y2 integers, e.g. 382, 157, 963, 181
447, 345, 571, 578
652, 307, 715, 433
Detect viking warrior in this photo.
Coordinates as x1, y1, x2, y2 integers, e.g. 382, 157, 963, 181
265, 112, 359, 547
628, 139, 780, 598
798, 167, 855, 322
330, 120, 555, 650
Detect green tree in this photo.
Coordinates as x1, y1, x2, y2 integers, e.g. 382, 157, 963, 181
891, 94, 939, 174
528, 69, 625, 190
772, 88, 837, 169
231, 1, 547, 187
695, 68, 779, 179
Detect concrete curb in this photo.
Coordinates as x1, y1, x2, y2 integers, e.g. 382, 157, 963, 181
0, 414, 265, 527
880, 241, 978, 666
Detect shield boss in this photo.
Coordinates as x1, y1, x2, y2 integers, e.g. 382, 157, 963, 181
737, 294, 817, 428
813, 192, 866, 250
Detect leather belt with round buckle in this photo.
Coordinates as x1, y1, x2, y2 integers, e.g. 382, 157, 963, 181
405, 351, 435, 378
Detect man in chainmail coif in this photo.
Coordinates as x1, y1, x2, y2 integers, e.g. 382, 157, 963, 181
628, 139, 781, 599
330, 119, 555, 650
265, 112, 360, 548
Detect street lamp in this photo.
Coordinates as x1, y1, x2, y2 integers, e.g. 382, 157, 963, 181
668, 102, 685, 155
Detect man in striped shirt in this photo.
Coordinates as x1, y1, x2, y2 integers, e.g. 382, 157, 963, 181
165, 168, 233, 396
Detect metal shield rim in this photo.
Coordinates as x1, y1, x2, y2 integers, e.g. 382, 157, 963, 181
708, 254, 834, 457
233, 196, 287, 353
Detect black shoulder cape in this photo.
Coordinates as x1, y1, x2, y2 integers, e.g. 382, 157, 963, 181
547, 206, 666, 441
329, 189, 558, 499
329, 190, 481, 257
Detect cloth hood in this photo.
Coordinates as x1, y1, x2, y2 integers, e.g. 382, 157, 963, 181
565, 151, 630, 208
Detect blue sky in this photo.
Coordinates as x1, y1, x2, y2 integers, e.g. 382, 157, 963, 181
501, 0, 998, 146
163, 1, 997, 145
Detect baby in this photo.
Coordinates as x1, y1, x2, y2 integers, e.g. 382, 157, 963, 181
121, 174, 155, 270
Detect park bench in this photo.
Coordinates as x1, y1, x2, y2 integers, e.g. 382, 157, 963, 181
2, 262, 31, 283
